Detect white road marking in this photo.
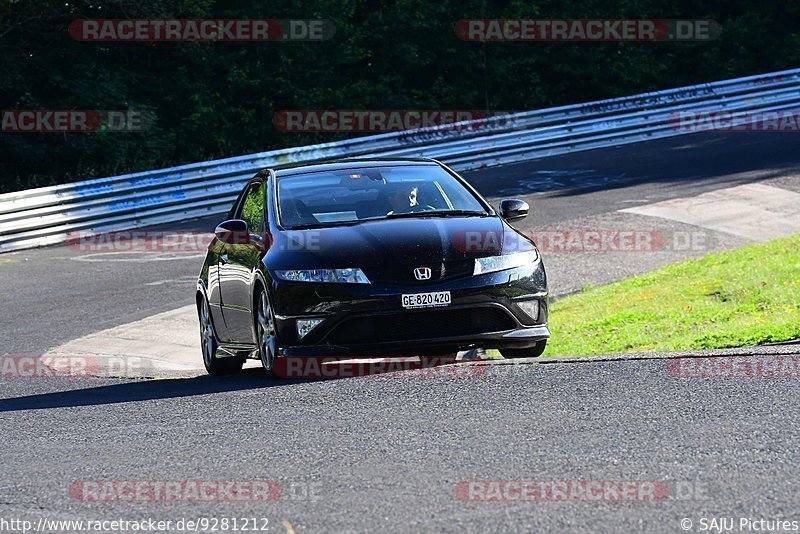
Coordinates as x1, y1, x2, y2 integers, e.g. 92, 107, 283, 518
619, 183, 800, 241
45, 305, 208, 376
144, 276, 197, 286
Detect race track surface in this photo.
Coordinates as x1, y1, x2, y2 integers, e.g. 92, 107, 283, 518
1, 351, 798, 532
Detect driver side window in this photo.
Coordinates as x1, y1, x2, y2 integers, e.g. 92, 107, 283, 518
239, 181, 265, 233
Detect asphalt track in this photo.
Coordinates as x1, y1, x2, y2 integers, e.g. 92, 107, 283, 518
1, 349, 799, 533
2, 131, 800, 532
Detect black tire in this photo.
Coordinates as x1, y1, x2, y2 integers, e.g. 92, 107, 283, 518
198, 296, 245, 375
500, 339, 548, 359
255, 287, 281, 377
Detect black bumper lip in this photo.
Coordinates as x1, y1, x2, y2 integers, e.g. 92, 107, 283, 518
280, 322, 551, 357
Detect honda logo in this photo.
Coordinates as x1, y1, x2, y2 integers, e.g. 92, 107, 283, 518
414, 267, 432, 281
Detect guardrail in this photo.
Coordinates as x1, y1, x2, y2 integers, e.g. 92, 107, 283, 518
1, 68, 799, 253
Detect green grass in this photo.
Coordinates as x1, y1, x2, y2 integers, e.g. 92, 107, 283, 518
541, 233, 800, 357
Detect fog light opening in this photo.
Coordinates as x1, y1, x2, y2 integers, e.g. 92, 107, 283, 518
296, 318, 323, 340
517, 300, 540, 322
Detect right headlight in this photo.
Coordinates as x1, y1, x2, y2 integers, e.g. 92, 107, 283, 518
473, 249, 540, 276
274, 268, 371, 284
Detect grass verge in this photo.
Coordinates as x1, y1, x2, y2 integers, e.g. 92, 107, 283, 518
542, 233, 800, 357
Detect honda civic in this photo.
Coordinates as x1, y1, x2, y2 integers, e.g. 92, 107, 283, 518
196, 158, 550, 375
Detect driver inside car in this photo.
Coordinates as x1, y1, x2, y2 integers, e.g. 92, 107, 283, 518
387, 185, 419, 215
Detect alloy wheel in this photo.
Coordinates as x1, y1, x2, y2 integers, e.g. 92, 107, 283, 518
257, 290, 277, 371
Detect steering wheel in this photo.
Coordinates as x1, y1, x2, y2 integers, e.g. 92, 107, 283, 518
395, 204, 436, 214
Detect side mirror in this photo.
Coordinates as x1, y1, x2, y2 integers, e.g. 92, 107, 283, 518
214, 219, 250, 245
499, 199, 529, 221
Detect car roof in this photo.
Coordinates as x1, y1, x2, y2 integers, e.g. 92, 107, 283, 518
271, 158, 440, 178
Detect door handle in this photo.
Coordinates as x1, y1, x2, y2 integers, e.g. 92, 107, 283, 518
220, 254, 228, 265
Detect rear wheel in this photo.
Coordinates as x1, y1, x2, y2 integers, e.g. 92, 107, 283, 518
256, 288, 281, 376
198, 296, 244, 375
500, 340, 547, 359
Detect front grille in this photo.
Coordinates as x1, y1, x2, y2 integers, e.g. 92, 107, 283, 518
364, 259, 474, 285
326, 307, 516, 345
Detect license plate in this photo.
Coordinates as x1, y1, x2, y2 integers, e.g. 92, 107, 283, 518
401, 291, 451, 309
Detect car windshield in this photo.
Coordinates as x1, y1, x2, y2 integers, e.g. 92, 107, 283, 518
276, 164, 489, 229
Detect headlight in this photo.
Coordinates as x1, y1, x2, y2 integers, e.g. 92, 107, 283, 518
473, 250, 540, 275
274, 268, 371, 284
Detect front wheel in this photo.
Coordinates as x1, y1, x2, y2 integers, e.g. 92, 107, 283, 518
256, 288, 281, 376
198, 297, 244, 375
500, 339, 548, 359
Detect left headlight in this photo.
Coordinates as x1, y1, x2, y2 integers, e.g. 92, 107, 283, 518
274, 268, 371, 284
473, 250, 540, 276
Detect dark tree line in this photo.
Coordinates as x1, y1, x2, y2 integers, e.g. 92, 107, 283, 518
1, 0, 799, 192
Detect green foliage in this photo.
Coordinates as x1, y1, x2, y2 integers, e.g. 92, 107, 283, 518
2, 0, 800, 191
544, 234, 800, 356
240, 182, 264, 231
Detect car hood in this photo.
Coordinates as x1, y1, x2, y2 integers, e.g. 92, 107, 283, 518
267, 216, 510, 270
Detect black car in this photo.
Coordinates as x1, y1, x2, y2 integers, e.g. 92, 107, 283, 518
196, 158, 550, 375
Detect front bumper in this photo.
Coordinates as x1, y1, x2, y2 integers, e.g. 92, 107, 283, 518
271, 261, 549, 357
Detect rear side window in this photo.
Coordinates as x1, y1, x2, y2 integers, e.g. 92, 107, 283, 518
239, 181, 265, 233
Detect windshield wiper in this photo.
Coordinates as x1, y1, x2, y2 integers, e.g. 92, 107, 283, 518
380, 210, 489, 220
421, 210, 488, 217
